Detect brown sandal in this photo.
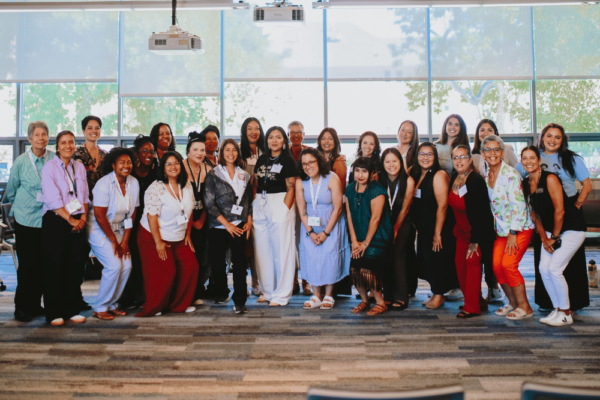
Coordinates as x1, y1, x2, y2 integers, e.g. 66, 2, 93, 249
351, 302, 369, 313
93, 311, 114, 320
367, 304, 387, 316
109, 309, 126, 317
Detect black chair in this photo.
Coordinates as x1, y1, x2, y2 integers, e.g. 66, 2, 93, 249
0, 203, 17, 270
522, 382, 600, 400
0, 222, 8, 291
307, 386, 464, 400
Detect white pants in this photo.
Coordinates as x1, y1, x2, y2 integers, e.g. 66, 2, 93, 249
539, 230, 586, 310
91, 231, 132, 313
253, 192, 296, 305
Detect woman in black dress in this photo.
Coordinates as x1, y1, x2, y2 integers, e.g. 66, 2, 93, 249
409, 142, 459, 309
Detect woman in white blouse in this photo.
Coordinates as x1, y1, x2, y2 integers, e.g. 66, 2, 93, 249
87, 148, 139, 320
135, 151, 199, 317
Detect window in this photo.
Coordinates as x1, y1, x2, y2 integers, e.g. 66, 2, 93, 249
535, 79, 600, 133
432, 80, 531, 135
123, 96, 220, 136
0, 144, 13, 182
0, 84, 16, 137
570, 141, 600, 171
23, 83, 118, 137
224, 81, 324, 137
328, 81, 427, 136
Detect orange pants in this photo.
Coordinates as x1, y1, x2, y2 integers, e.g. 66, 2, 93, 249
492, 230, 533, 288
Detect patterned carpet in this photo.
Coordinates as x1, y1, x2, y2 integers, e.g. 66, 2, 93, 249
0, 250, 599, 400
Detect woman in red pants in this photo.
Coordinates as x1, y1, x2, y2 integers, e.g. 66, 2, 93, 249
136, 151, 198, 317
448, 145, 497, 318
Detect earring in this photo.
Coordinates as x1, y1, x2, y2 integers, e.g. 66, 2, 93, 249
283, 144, 286, 149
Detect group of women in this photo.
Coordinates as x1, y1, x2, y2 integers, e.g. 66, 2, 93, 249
6, 113, 591, 327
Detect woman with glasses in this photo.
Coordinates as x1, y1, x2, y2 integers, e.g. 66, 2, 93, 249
472, 119, 519, 174
135, 151, 198, 317
296, 148, 349, 310
378, 148, 414, 310
410, 143, 459, 309
253, 127, 299, 306
447, 145, 496, 318
435, 114, 469, 176
184, 132, 213, 306
482, 135, 535, 320
150, 123, 176, 162
349, 131, 381, 184
41, 130, 90, 326
6, 121, 54, 322
517, 123, 591, 313
119, 135, 157, 310
522, 146, 586, 326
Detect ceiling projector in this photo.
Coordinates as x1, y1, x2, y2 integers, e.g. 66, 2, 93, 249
148, 0, 204, 55
254, 0, 304, 25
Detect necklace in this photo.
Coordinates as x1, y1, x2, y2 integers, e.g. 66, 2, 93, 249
356, 183, 366, 207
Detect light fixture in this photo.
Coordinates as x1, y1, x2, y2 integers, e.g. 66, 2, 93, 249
312, 0, 593, 8
0, 0, 249, 13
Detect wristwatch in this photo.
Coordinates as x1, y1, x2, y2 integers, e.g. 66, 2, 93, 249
509, 229, 519, 235
306, 229, 316, 236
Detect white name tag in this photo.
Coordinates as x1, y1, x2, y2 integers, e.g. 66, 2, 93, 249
458, 185, 467, 198
535, 188, 544, 194
124, 218, 133, 229
414, 189, 421, 198
231, 205, 243, 215
176, 214, 188, 225
65, 199, 82, 214
308, 216, 321, 227
270, 164, 283, 173
36, 192, 44, 202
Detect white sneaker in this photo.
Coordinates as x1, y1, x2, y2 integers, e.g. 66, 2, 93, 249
155, 312, 162, 316
445, 288, 464, 301
185, 306, 196, 313
546, 311, 573, 327
69, 315, 86, 323
540, 309, 558, 324
488, 288, 505, 303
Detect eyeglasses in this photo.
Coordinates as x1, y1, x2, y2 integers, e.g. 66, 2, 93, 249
301, 160, 317, 169
289, 131, 304, 135
418, 152, 434, 158
453, 155, 470, 160
165, 161, 180, 167
483, 147, 503, 153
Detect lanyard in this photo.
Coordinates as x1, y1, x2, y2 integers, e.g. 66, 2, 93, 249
219, 165, 244, 206
27, 150, 45, 181
64, 161, 77, 197
262, 155, 280, 191
168, 181, 185, 215
309, 175, 323, 216
114, 173, 131, 216
187, 159, 202, 195
387, 181, 399, 209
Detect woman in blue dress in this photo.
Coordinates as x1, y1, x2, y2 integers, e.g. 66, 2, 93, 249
296, 148, 350, 310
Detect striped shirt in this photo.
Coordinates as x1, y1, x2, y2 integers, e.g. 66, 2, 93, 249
5, 149, 55, 228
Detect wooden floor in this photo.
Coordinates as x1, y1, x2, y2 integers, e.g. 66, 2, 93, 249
0, 250, 599, 400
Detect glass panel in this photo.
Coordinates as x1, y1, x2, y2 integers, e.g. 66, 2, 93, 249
0, 12, 118, 81
123, 97, 220, 136
0, 84, 16, 137
535, 79, 600, 133
23, 83, 119, 137
570, 141, 600, 173
224, 81, 323, 137
431, 80, 531, 135
121, 10, 220, 96
0, 145, 13, 183
533, 5, 600, 78
224, 1, 323, 79
327, 8, 427, 79
328, 81, 428, 136
430, 7, 533, 80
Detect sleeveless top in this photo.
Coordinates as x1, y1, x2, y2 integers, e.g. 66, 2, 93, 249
303, 172, 333, 210
410, 169, 439, 236
345, 180, 392, 259
523, 171, 586, 234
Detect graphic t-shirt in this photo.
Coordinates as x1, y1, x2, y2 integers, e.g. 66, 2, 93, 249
254, 153, 298, 194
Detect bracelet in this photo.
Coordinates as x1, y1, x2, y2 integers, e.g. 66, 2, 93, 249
551, 233, 561, 240
323, 231, 330, 237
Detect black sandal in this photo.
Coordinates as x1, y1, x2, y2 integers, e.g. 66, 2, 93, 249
457, 311, 478, 319
390, 301, 408, 310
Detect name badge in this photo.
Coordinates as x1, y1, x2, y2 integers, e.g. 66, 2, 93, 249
458, 185, 468, 198
308, 216, 321, 227
414, 189, 421, 198
262, 190, 267, 199
176, 214, 188, 225
65, 199, 82, 214
124, 218, 133, 229
270, 164, 283, 173
231, 205, 243, 215
535, 188, 544, 194
36, 192, 44, 202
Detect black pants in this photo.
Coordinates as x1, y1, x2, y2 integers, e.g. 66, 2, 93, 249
41, 212, 88, 322
14, 221, 45, 313
208, 225, 248, 307
119, 225, 146, 305
405, 224, 418, 296
192, 223, 212, 300
384, 221, 411, 304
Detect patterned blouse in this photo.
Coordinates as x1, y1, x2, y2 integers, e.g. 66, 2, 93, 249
485, 161, 534, 237
73, 144, 108, 198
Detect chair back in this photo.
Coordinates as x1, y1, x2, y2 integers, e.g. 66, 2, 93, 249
522, 382, 600, 400
0, 203, 14, 233
307, 386, 464, 400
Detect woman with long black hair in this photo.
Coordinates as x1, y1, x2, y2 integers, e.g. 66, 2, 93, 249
396, 120, 419, 171
435, 114, 469, 176
348, 131, 381, 183
150, 122, 177, 162
472, 119, 519, 173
